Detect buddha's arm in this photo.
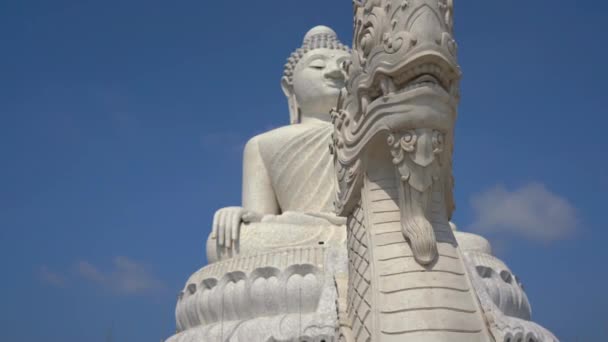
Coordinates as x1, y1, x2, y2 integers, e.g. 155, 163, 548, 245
242, 136, 279, 214
211, 136, 278, 252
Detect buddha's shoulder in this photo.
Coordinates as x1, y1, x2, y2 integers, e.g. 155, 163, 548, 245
247, 123, 331, 150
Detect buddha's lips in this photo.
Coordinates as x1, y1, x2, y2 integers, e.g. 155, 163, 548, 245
325, 80, 345, 89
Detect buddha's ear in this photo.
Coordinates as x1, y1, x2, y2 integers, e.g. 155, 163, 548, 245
281, 76, 299, 124
280, 76, 293, 98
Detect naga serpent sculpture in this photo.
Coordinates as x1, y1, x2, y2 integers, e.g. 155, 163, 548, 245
331, 0, 494, 341
167, 2, 559, 341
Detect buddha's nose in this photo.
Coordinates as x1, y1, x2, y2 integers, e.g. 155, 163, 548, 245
324, 62, 345, 81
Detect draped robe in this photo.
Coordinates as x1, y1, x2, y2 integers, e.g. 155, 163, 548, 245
254, 120, 335, 214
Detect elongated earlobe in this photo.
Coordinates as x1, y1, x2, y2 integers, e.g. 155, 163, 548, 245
281, 76, 292, 98
281, 76, 299, 124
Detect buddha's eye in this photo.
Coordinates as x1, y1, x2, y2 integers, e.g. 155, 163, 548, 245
309, 59, 326, 70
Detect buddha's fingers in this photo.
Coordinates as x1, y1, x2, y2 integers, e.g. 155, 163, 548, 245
226, 211, 234, 249
242, 211, 262, 223
211, 211, 219, 239
218, 211, 226, 247
231, 211, 241, 248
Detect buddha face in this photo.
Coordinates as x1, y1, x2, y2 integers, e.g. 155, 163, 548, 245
291, 48, 350, 121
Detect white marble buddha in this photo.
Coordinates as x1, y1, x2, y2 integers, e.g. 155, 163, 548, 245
168, 27, 352, 342
168, 23, 558, 342
209, 26, 350, 259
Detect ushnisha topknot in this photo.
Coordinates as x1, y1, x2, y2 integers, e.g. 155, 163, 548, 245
282, 26, 350, 84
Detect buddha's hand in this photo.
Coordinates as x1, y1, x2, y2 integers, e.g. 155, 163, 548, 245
211, 207, 262, 249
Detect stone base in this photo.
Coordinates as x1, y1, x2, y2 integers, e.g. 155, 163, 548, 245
169, 244, 347, 342
166, 312, 336, 342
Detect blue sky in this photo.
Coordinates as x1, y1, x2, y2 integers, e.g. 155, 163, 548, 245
1, 1, 606, 341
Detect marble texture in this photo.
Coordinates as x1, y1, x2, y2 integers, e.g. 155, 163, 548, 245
167, 26, 352, 342
332, 1, 492, 340
207, 212, 346, 263
455, 229, 559, 341
167, 4, 559, 341
331, 1, 558, 341
169, 244, 346, 342
210, 26, 350, 251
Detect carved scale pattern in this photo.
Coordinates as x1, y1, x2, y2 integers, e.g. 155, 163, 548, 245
339, 156, 493, 342
346, 202, 373, 342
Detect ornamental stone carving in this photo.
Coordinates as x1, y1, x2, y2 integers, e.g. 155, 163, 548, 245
330, 1, 557, 341
166, 3, 559, 342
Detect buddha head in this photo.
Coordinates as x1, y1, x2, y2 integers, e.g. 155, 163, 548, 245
282, 26, 351, 124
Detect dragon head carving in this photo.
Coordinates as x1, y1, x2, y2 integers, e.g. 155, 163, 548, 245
332, 0, 462, 265
348, 0, 460, 109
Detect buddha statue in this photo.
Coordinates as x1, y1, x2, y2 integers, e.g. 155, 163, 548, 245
168, 26, 352, 342
452, 224, 558, 341
208, 26, 350, 258
167, 16, 558, 342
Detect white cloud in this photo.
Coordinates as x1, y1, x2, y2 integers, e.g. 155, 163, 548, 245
77, 261, 106, 283
38, 266, 67, 288
77, 257, 164, 295
469, 183, 578, 242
